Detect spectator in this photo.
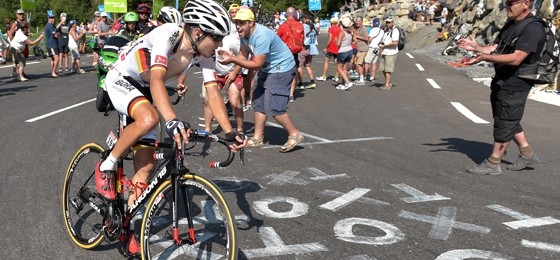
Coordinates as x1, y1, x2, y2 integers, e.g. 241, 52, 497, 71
365, 18, 383, 82
316, 18, 341, 82
57, 13, 70, 72
89, 11, 101, 65
137, 4, 157, 36
297, 11, 319, 89
96, 12, 112, 47
378, 17, 400, 90
221, 8, 304, 152
335, 16, 354, 90
9, 10, 28, 77
353, 17, 369, 85
426, 1, 436, 25
10, 21, 45, 81
68, 20, 86, 74
2, 17, 12, 64
277, 7, 304, 102
45, 14, 61, 78
440, 7, 449, 27
458, 0, 542, 175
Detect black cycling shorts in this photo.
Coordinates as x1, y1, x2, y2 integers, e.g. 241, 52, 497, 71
490, 88, 530, 143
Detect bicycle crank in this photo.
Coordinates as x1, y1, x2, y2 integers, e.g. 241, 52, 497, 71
103, 203, 123, 241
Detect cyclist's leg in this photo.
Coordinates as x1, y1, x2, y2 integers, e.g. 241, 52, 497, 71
102, 72, 160, 171
128, 146, 155, 207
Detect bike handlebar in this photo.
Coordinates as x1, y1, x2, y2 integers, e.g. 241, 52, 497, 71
142, 129, 235, 169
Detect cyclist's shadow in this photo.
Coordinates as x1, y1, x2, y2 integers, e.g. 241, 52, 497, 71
212, 178, 264, 231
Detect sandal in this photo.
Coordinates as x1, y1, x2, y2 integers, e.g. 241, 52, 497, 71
280, 131, 304, 153
247, 136, 264, 148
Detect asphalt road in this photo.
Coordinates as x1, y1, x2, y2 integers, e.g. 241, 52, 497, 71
1, 32, 560, 260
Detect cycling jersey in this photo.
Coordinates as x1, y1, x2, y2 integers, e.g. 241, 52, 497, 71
106, 23, 214, 118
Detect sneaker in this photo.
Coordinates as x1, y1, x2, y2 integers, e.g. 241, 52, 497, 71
353, 80, 365, 86
65, 68, 70, 72
126, 234, 141, 257
466, 159, 502, 175
316, 75, 327, 81
506, 153, 541, 171
296, 84, 306, 90
94, 162, 116, 200
306, 83, 317, 89
78, 69, 86, 74
57, 68, 63, 72
335, 83, 345, 90
341, 82, 353, 90
20, 77, 29, 82
369, 76, 375, 82
333, 77, 339, 82
289, 96, 294, 102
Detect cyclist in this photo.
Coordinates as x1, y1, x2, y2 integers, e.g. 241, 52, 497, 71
116, 12, 140, 41
155, 6, 182, 26
136, 3, 157, 36
95, 0, 246, 255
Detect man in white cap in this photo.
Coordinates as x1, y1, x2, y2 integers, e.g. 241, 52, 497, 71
378, 16, 399, 90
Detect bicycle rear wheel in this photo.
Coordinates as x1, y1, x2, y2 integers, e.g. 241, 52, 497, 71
140, 174, 237, 259
62, 143, 106, 249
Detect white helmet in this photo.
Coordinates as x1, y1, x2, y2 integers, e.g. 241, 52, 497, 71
157, 6, 182, 27
182, 0, 231, 37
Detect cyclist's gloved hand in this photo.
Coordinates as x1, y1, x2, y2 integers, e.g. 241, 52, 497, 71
165, 119, 187, 137
225, 131, 247, 152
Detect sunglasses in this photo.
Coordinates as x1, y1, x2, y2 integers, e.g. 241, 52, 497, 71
17, 13, 24, 15
206, 33, 224, 42
138, 13, 149, 15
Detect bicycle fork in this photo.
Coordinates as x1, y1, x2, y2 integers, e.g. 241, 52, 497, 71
170, 165, 197, 246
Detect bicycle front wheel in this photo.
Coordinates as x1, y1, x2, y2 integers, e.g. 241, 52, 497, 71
62, 143, 106, 249
140, 174, 237, 259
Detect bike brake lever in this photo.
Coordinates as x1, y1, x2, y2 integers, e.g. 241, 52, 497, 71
239, 148, 245, 165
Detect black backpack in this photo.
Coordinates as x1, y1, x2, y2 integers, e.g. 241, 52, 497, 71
390, 27, 406, 51
513, 16, 560, 84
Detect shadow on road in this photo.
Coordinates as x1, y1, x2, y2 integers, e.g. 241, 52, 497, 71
0, 85, 37, 97
423, 137, 492, 163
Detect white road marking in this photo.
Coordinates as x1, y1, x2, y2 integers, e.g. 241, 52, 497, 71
1, 61, 40, 69
415, 63, 425, 71
406, 53, 414, 59
261, 137, 394, 149
522, 240, 560, 253
450, 102, 489, 124
426, 78, 441, 89
25, 98, 96, 122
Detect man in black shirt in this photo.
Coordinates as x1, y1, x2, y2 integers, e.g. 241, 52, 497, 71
458, 0, 542, 175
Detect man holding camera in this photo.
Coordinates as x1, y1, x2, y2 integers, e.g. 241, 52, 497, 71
364, 18, 383, 82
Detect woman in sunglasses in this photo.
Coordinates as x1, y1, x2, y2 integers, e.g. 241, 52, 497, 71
96, 0, 247, 255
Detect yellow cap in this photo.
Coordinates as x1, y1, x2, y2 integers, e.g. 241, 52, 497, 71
330, 17, 338, 24
228, 4, 240, 11
233, 8, 254, 21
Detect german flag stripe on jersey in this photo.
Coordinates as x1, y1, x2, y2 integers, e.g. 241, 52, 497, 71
135, 48, 150, 73
127, 96, 150, 118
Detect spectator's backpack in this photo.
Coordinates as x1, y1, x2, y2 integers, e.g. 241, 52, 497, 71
512, 16, 560, 84
285, 23, 304, 54
390, 26, 406, 51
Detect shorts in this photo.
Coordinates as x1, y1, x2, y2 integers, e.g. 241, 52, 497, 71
364, 47, 380, 64
337, 50, 353, 64
105, 71, 157, 140
48, 47, 60, 57
379, 54, 398, 73
490, 88, 530, 143
252, 67, 296, 116
58, 45, 69, 54
299, 49, 313, 67
215, 73, 244, 90
69, 46, 80, 60
352, 48, 358, 56
355, 51, 367, 65
325, 51, 337, 60
10, 48, 26, 66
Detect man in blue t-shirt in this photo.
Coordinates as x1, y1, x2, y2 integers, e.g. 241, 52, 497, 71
219, 8, 304, 153
44, 14, 60, 77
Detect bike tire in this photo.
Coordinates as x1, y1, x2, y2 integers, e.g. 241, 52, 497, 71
140, 174, 238, 260
62, 143, 107, 249
96, 87, 108, 112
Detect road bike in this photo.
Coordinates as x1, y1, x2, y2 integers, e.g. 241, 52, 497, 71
62, 112, 238, 259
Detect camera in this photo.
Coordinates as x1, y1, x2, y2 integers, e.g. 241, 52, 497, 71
373, 48, 379, 54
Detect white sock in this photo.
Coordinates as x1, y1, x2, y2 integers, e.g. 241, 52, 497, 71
359, 75, 364, 81
100, 154, 118, 172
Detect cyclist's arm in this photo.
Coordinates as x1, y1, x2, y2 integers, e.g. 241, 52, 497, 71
150, 65, 178, 122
